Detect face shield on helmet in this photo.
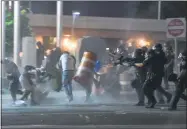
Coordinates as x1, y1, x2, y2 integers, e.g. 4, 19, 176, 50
153, 43, 163, 52
178, 50, 187, 60
132, 51, 135, 58
145, 52, 149, 58
178, 53, 182, 59
152, 46, 156, 50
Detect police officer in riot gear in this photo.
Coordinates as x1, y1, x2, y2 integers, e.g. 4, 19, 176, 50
131, 49, 147, 106
163, 43, 175, 89
115, 48, 147, 106
135, 44, 172, 108
168, 49, 187, 110
153, 44, 172, 104
141, 46, 148, 57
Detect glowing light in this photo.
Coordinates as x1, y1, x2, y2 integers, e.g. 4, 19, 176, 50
53, 37, 57, 43
46, 49, 51, 55
63, 38, 69, 46
35, 36, 43, 44
62, 38, 77, 52
64, 35, 71, 37
128, 42, 132, 47
106, 48, 109, 51
19, 52, 23, 58
137, 39, 151, 48
73, 11, 80, 16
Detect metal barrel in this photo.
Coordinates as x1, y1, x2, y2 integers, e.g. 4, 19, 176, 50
73, 51, 97, 86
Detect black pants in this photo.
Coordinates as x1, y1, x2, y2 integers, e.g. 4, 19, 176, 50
131, 78, 145, 103
20, 90, 35, 103
170, 85, 186, 109
170, 70, 187, 109
143, 75, 171, 104
9, 79, 20, 102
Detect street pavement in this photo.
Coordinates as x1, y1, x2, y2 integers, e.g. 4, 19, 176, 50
2, 89, 186, 128
2, 125, 187, 129
2, 88, 186, 108
2, 105, 186, 128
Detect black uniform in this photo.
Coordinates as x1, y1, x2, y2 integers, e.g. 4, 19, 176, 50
142, 47, 172, 108
123, 49, 147, 106
164, 44, 175, 89
168, 50, 187, 110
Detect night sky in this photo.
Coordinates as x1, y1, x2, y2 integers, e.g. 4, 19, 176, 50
21, 1, 187, 19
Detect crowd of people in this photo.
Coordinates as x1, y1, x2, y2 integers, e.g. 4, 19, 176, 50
1, 41, 187, 111
115, 42, 187, 110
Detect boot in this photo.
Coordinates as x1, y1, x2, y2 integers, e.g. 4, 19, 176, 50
168, 106, 177, 111
135, 101, 145, 106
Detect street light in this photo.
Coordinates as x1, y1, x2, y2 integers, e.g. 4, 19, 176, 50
71, 11, 80, 39
56, 1, 63, 48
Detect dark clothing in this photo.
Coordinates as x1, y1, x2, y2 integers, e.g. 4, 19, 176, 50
9, 78, 20, 102
123, 56, 147, 104
143, 51, 167, 77
44, 48, 62, 91
142, 50, 171, 107
36, 43, 45, 68
164, 52, 175, 89
3, 60, 21, 102
124, 57, 147, 85
169, 59, 187, 110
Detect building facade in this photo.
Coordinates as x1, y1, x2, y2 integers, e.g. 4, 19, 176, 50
27, 14, 185, 50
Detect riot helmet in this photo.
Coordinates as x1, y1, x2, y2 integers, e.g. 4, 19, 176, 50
163, 42, 173, 52
146, 49, 155, 58
141, 46, 148, 56
153, 43, 163, 51
178, 49, 187, 60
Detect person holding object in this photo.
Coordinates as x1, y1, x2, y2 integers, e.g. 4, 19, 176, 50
19, 65, 37, 105
163, 43, 175, 90
1, 58, 22, 104
115, 49, 146, 106
59, 51, 76, 102
135, 44, 172, 108
168, 49, 187, 110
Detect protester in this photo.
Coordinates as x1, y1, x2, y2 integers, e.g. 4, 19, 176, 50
59, 51, 76, 102
36, 41, 45, 68
19, 65, 37, 105
1, 58, 22, 104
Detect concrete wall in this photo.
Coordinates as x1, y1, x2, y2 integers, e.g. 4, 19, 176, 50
31, 26, 167, 42
21, 37, 36, 67
27, 14, 166, 32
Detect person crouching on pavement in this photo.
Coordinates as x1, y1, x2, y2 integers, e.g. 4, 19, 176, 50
58, 51, 76, 102
1, 58, 22, 104
19, 65, 37, 105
